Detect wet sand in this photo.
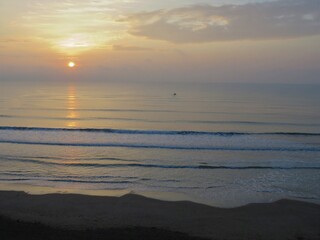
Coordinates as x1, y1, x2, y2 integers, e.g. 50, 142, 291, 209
0, 191, 319, 240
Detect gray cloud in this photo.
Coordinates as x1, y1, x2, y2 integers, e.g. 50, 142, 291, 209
124, 0, 320, 43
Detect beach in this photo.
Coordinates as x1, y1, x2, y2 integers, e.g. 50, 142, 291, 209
2, 0, 320, 239
0, 190, 319, 240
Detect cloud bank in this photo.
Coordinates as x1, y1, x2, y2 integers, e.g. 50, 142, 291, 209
125, 0, 320, 43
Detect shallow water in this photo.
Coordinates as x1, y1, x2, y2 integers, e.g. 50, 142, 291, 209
0, 81, 319, 207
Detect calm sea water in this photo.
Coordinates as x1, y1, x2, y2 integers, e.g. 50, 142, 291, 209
0, 80, 319, 207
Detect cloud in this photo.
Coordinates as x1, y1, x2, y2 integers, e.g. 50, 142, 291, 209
112, 45, 153, 51
18, 0, 130, 54
124, 0, 320, 43
0, 38, 31, 43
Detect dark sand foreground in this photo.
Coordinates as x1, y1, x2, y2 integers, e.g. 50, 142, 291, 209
0, 191, 319, 240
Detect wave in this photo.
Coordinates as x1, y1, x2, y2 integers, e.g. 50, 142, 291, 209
1, 115, 319, 127
0, 154, 135, 162
48, 179, 132, 184
0, 156, 138, 166
0, 139, 320, 151
1, 160, 319, 170
0, 115, 14, 118
0, 157, 320, 170
13, 107, 179, 113
0, 172, 139, 180
0, 126, 319, 136
2, 155, 320, 169
0, 178, 132, 184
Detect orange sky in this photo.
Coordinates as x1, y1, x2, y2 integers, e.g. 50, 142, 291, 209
0, 0, 320, 83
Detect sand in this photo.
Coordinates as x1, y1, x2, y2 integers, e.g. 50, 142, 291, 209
0, 191, 319, 240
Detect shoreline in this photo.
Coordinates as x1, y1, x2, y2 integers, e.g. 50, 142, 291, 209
0, 182, 201, 205
1, 182, 319, 208
0, 190, 319, 239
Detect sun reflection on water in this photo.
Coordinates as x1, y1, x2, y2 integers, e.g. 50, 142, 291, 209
66, 85, 79, 128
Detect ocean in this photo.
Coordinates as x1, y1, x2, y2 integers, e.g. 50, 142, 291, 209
0, 80, 319, 207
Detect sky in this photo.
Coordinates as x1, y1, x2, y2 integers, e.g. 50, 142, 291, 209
0, 0, 320, 83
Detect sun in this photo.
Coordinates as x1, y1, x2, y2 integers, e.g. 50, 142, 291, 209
68, 62, 76, 68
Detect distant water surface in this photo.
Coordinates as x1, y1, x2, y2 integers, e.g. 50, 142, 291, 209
0, 81, 319, 207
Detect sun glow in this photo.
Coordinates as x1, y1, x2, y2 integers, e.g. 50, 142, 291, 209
68, 62, 75, 68
60, 38, 91, 49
